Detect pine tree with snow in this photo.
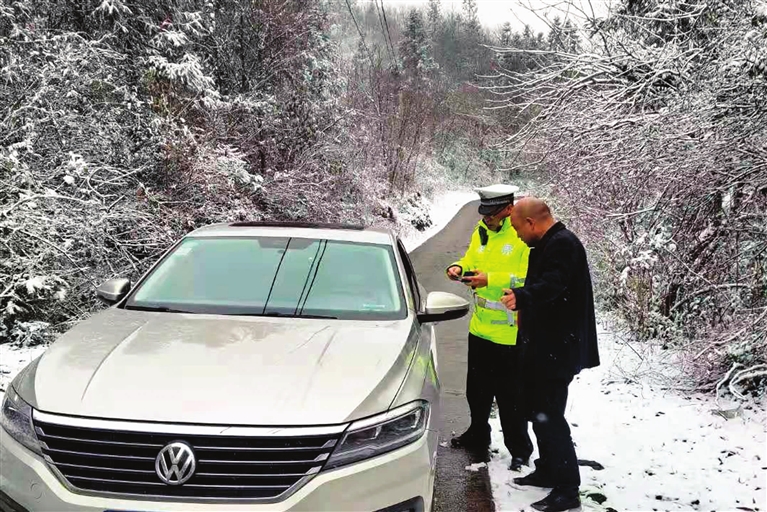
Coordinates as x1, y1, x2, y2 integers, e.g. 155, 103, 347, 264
427, 0, 441, 37
400, 8, 437, 78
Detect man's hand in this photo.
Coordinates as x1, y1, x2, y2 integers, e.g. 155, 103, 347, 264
501, 288, 517, 310
462, 271, 488, 288
447, 266, 462, 281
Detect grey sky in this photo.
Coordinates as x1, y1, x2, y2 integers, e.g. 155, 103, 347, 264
358, 0, 615, 32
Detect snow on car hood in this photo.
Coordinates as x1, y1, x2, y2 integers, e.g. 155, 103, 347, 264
26, 308, 417, 425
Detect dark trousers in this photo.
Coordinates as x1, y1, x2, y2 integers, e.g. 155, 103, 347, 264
466, 333, 533, 460
527, 376, 580, 488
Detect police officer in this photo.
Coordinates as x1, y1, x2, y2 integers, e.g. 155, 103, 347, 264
445, 184, 533, 471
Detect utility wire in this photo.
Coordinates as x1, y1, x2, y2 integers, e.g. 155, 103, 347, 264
344, 0, 374, 67
377, 0, 398, 64
374, 0, 395, 63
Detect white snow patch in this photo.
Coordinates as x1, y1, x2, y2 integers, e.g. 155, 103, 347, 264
0, 343, 48, 395
487, 319, 767, 512
23, 275, 48, 295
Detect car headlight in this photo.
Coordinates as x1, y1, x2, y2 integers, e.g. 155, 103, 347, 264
325, 400, 429, 470
0, 387, 42, 455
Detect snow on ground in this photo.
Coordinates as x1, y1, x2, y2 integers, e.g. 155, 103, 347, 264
400, 188, 767, 512
488, 317, 767, 512
0, 342, 47, 395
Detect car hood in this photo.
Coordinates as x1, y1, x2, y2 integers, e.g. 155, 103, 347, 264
25, 308, 417, 425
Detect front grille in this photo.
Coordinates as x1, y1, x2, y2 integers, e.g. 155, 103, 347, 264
33, 413, 345, 500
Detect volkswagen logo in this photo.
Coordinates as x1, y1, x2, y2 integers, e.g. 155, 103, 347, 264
155, 441, 196, 485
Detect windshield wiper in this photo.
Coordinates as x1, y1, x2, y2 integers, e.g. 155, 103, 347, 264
124, 305, 194, 314
261, 312, 338, 320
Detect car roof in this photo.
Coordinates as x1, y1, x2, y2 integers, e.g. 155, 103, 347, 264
185, 221, 397, 246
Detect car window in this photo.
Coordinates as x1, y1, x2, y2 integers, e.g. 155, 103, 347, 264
396, 239, 421, 310
124, 236, 407, 321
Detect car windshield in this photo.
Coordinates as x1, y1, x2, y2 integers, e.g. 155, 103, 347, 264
123, 236, 407, 320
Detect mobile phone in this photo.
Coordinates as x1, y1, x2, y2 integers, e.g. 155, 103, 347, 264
461, 271, 477, 283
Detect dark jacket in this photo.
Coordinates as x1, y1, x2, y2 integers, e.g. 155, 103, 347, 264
511, 222, 599, 379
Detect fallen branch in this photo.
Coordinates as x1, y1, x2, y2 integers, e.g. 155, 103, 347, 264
729, 364, 767, 400
715, 362, 742, 409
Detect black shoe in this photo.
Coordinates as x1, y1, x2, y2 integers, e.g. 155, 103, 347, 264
530, 488, 581, 512
513, 471, 555, 488
450, 428, 490, 450
509, 457, 528, 471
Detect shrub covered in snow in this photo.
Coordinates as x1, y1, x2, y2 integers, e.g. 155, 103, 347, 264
0, 0, 516, 347
489, 0, 767, 395
0, 1, 378, 345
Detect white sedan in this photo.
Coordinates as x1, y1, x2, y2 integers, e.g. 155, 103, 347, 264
0, 221, 469, 512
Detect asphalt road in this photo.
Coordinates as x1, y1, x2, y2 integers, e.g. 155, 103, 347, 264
410, 199, 496, 512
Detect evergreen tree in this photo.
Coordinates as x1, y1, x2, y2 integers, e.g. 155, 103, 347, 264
548, 16, 564, 51
496, 22, 516, 72
400, 8, 436, 78
462, 0, 480, 34
523, 24, 534, 49
427, 0, 441, 37
563, 19, 581, 53
461, 0, 483, 77
437, 10, 463, 79
499, 21, 512, 46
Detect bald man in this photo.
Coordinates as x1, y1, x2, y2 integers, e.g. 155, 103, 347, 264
500, 197, 600, 512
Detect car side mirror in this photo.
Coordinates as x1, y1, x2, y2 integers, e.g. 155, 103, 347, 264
417, 291, 470, 324
96, 278, 132, 305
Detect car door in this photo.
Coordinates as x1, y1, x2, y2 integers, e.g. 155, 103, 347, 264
395, 238, 439, 378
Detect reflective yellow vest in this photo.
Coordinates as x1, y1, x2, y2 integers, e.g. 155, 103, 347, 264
447, 217, 530, 346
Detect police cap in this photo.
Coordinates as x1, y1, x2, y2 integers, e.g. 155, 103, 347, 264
474, 184, 520, 215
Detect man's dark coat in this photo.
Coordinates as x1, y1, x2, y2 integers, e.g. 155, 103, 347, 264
512, 222, 600, 379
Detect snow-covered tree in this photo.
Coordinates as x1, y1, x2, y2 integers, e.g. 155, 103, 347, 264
487, 0, 767, 393
427, 0, 441, 37
400, 9, 437, 78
